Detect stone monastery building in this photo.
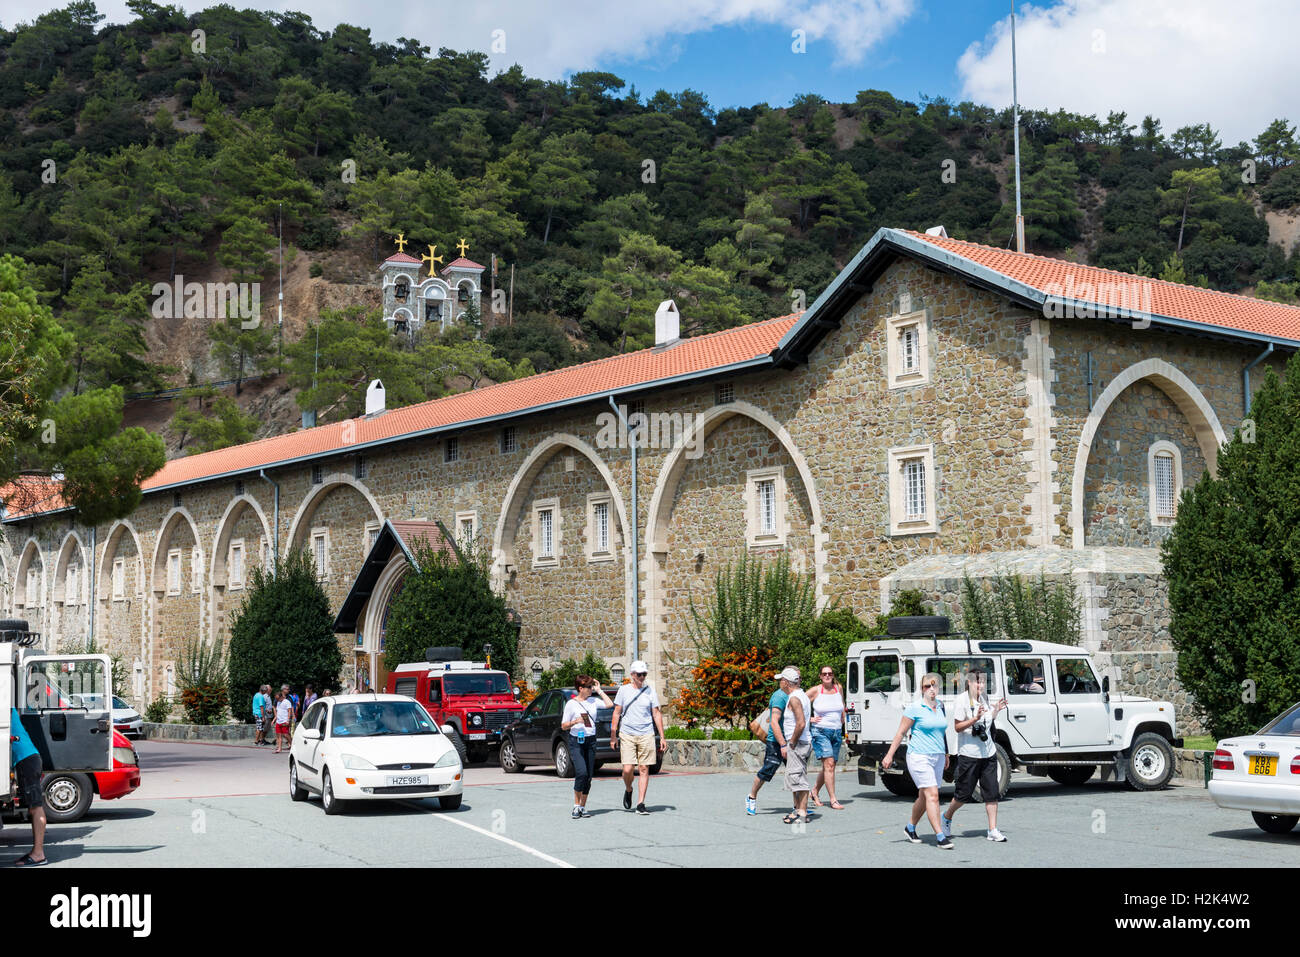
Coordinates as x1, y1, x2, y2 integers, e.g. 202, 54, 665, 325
4, 227, 1298, 727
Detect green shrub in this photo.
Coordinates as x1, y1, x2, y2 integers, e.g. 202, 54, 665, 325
1163, 357, 1300, 738
685, 552, 818, 661
708, 727, 755, 740
664, 726, 706, 739
775, 607, 875, 686
309, 262, 324, 278
228, 549, 341, 722
178, 636, 229, 725
959, 573, 1080, 646
145, 696, 171, 723
384, 540, 518, 679
535, 651, 611, 693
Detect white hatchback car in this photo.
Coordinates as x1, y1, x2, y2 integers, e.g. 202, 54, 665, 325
289, 694, 464, 814
1209, 701, 1300, 834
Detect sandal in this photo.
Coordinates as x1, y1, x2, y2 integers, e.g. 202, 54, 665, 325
811, 796, 825, 807
782, 813, 799, 824
14, 854, 48, 867
829, 801, 845, 810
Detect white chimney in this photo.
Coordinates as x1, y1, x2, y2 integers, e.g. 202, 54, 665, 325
925, 225, 948, 238
365, 379, 386, 416
655, 299, 680, 346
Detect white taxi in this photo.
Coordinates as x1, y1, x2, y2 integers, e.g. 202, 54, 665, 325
1208, 701, 1300, 834
289, 694, 464, 814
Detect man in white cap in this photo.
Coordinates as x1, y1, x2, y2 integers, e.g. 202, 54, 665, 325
776, 666, 813, 825
609, 661, 666, 815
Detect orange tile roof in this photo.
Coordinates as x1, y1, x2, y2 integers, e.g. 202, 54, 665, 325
383, 253, 421, 264
389, 520, 457, 558
123, 314, 796, 495
442, 258, 485, 272
1, 476, 68, 521
906, 230, 1300, 341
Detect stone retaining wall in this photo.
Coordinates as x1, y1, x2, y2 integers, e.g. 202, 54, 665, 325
144, 721, 257, 743
662, 739, 765, 771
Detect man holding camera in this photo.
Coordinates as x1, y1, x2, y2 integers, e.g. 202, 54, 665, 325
942, 670, 1008, 843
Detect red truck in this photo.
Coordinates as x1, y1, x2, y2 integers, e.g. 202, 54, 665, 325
385, 647, 525, 764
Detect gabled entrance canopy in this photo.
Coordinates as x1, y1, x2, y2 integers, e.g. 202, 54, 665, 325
332, 519, 460, 634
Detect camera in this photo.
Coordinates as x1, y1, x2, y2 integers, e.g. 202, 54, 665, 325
972, 722, 988, 741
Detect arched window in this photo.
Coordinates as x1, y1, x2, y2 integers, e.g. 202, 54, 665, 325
1148, 441, 1182, 525
394, 278, 409, 302
425, 293, 444, 327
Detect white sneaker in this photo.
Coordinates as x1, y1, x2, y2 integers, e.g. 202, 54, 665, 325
987, 828, 1007, 842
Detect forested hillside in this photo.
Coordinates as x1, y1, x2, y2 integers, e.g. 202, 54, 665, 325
3, 2, 1299, 456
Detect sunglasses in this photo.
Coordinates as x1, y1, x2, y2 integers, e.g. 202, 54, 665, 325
922, 682, 938, 689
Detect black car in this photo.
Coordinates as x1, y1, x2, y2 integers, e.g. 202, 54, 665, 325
498, 687, 663, 777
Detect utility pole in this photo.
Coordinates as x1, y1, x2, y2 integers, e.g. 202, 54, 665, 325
277, 202, 284, 366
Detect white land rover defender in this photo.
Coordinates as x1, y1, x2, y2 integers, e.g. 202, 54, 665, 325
844, 616, 1181, 798
2, 620, 114, 820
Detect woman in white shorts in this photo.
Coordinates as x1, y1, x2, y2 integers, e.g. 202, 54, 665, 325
882, 672, 954, 849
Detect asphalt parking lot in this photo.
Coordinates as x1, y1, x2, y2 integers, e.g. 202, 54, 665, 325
4, 740, 1298, 868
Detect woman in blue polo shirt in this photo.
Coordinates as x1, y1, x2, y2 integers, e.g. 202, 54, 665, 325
882, 673, 953, 849
8, 707, 48, 866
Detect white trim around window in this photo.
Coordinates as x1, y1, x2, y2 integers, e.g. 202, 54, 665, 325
888, 444, 938, 535
229, 538, 246, 590
311, 527, 330, 580
1148, 440, 1182, 526
886, 308, 931, 389
112, 556, 126, 601
532, 498, 561, 568
745, 466, 787, 548
167, 548, 182, 596
585, 494, 615, 562
455, 510, 479, 550
363, 521, 381, 558
191, 546, 202, 593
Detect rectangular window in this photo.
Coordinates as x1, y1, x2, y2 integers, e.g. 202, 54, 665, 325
538, 508, 554, 558
445, 437, 459, 463
500, 427, 517, 454
167, 550, 181, 595
234, 480, 245, 497
229, 542, 244, 589
1155, 453, 1175, 519
364, 522, 381, 556
191, 547, 201, 592
311, 530, 329, 579
861, 655, 902, 693
65, 564, 79, 605
26, 569, 38, 605
900, 325, 919, 371
925, 657, 998, 696
904, 459, 927, 520
715, 381, 734, 404
355, 455, 367, 480
311, 464, 323, 485
459, 517, 475, 545
112, 558, 125, 600
757, 479, 776, 535
594, 501, 609, 552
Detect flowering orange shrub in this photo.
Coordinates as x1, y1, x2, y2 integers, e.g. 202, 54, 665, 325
672, 646, 776, 728
513, 678, 536, 706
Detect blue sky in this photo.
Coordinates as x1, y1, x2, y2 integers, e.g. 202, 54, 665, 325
4, 1, 1295, 144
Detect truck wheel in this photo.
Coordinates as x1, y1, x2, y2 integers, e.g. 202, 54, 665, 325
321, 769, 345, 815
1252, 812, 1298, 835
289, 760, 308, 801
43, 773, 93, 823
881, 769, 919, 798
1047, 765, 1096, 786
498, 736, 523, 773
439, 793, 463, 811
974, 744, 1013, 801
554, 740, 575, 778
886, 616, 951, 637
1125, 733, 1174, 791
444, 728, 468, 766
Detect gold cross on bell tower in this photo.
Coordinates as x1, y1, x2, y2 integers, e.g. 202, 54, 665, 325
421, 244, 443, 275
456, 238, 470, 258
394, 233, 408, 254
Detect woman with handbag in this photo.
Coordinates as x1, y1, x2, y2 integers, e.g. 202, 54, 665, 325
560, 676, 613, 819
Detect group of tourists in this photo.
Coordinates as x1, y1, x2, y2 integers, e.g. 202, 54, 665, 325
251, 682, 325, 752
746, 664, 1007, 847
561, 660, 668, 819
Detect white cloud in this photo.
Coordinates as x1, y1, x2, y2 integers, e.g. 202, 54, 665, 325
956, 0, 1299, 146
4, 0, 916, 77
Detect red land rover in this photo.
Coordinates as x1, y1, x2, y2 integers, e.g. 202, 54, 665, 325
385, 648, 524, 764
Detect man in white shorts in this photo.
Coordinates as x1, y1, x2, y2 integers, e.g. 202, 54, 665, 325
610, 661, 666, 815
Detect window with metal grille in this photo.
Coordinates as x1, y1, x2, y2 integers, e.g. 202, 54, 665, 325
904, 459, 927, 520
594, 501, 609, 552
500, 426, 517, 454
715, 381, 734, 404
312, 532, 328, 578
900, 325, 919, 371
355, 455, 367, 479
1154, 452, 1176, 518
234, 480, 245, 497
459, 517, 475, 545
538, 508, 554, 558
445, 437, 459, 463
757, 478, 777, 535
311, 464, 323, 485
173, 492, 182, 508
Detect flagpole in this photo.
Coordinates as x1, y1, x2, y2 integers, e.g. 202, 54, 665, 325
1012, 0, 1025, 253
